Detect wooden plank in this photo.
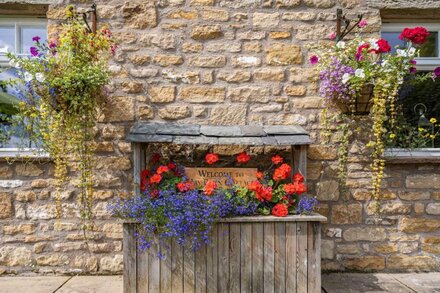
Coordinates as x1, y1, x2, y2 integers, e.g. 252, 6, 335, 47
185, 167, 257, 188
307, 222, 321, 293
160, 239, 172, 293
206, 225, 218, 293
263, 223, 275, 293
137, 245, 149, 293
252, 223, 264, 293
133, 143, 142, 193
183, 250, 195, 293
217, 214, 327, 223
171, 239, 184, 293
229, 223, 241, 293
274, 222, 286, 293
297, 222, 308, 293
148, 242, 161, 293
217, 223, 229, 293
195, 244, 207, 293
123, 224, 137, 293
286, 222, 297, 292
240, 223, 252, 293
293, 145, 307, 180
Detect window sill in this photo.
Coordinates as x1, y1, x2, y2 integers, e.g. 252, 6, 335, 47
0, 148, 49, 159
384, 148, 440, 163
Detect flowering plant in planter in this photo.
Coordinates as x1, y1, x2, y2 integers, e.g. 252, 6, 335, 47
5, 6, 115, 223
112, 152, 317, 253
312, 25, 434, 202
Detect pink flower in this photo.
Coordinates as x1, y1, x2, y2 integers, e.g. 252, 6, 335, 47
328, 32, 337, 40
309, 55, 319, 65
409, 67, 417, 74
358, 20, 368, 28
30, 47, 38, 57
32, 36, 40, 42
434, 67, 440, 78
409, 59, 417, 65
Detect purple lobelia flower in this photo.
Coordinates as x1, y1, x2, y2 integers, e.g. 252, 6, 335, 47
319, 57, 355, 102
296, 196, 318, 214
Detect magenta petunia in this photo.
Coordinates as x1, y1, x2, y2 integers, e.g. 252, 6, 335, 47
409, 67, 417, 74
328, 32, 337, 40
358, 20, 368, 28
32, 36, 40, 42
409, 59, 417, 65
30, 47, 39, 56
434, 67, 440, 77
309, 55, 319, 65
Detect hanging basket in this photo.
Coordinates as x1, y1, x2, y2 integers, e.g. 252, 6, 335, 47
335, 84, 374, 115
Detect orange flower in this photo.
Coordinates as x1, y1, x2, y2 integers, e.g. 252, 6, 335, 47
293, 172, 304, 183
273, 164, 291, 181
295, 182, 307, 194
248, 180, 272, 202
272, 203, 288, 217
256, 171, 264, 179
283, 183, 297, 195
203, 180, 217, 196
205, 153, 219, 165
236, 151, 251, 163
177, 181, 195, 192
271, 155, 284, 165
150, 174, 162, 184
156, 165, 170, 174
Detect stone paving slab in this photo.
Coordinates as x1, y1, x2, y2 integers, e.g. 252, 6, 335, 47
56, 275, 123, 293
394, 273, 440, 293
322, 273, 414, 293
0, 276, 70, 293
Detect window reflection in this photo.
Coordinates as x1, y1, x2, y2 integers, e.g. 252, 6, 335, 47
381, 31, 438, 57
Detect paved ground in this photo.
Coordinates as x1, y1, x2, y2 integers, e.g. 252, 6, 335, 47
0, 273, 438, 292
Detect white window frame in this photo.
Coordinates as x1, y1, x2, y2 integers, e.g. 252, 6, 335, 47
382, 23, 440, 71
0, 17, 47, 156
0, 17, 47, 65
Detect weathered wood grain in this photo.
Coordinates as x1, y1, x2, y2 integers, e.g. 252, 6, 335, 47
148, 243, 160, 293
171, 239, 183, 293
206, 225, 218, 293
297, 222, 308, 293
124, 217, 323, 293
240, 223, 252, 293
307, 222, 321, 293
293, 145, 307, 180
160, 240, 172, 293
252, 223, 264, 293
123, 224, 137, 293
286, 222, 297, 292
274, 222, 286, 293
264, 223, 275, 293
217, 223, 229, 293
229, 223, 241, 293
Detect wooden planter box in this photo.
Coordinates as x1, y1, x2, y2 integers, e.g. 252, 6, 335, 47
123, 214, 326, 293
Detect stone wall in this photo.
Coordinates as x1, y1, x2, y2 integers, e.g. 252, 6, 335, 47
0, 0, 439, 275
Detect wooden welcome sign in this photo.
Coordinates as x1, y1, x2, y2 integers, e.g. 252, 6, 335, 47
185, 167, 257, 188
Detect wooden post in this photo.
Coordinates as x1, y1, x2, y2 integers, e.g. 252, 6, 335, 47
123, 223, 137, 293
292, 145, 307, 181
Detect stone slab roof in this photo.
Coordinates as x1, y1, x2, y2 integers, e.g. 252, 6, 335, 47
127, 122, 312, 146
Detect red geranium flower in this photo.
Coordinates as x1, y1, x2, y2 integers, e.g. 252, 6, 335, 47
283, 183, 297, 195
248, 180, 272, 202
141, 169, 150, 180
272, 203, 288, 217
356, 43, 370, 61
151, 189, 159, 198
273, 163, 292, 181
150, 174, 162, 184
151, 153, 161, 163
167, 162, 176, 170
236, 151, 251, 163
256, 171, 264, 179
399, 27, 429, 45
205, 153, 219, 165
295, 182, 307, 194
376, 39, 391, 53
203, 180, 217, 196
271, 155, 284, 165
177, 181, 195, 192
156, 165, 170, 174
293, 172, 304, 183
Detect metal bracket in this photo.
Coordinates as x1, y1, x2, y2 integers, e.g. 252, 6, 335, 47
336, 8, 363, 42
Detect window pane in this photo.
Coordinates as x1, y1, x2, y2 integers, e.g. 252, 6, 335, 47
0, 26, 15, 55
381, 31, 438, 57
20, 26, 46, 55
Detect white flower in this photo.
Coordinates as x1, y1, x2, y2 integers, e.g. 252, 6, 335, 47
336, 41, 346, 49
396, 49, 408, 57
342, 73, 351, 84
35, 72, 45, 83
8, 59, 21, 69
24, 72, 33, 82
0, 46, 9, 54
408, 47, 416, 55
381, 60, 389, 67
369, 40, 379, 51
355, 68, 365, 78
